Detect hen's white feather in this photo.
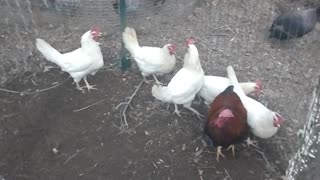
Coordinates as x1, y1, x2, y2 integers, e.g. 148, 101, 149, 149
122, 27, 176, 77
36, 30, 103, 84
198, 76, 258, 105
227, 66, 279, 139
152, 44, 204, 107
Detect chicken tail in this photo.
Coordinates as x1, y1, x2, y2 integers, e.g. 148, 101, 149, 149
227, 66, 245, 97
36, 38, 62, 64
151, 85, 171, 102
122, 27, 140, 55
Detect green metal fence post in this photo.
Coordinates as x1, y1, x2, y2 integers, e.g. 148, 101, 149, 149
120, 0, 131, 70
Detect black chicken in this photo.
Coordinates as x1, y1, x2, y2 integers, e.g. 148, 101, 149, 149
269, 7, 320, 40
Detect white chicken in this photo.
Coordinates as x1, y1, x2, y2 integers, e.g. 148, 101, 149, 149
36, 27, 104, 92
199, 76, 262, 105
227, 66, 284, 141
151, 38, 204, 119
122, 27, 176, 84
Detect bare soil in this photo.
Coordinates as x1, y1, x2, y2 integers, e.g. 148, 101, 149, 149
1, 0, 320, 179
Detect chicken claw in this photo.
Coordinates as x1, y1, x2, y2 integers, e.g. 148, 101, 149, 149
245, 137, 259, 148
75, 82, 85, 93
184, 106, 204, 119
84, 76, 97, 92
227, 144, 235, 156
216, 146, 225, 162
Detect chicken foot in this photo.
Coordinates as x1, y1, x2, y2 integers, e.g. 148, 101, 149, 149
245, 137, 259, 148
173, 104, 182, 117
184, 106, 204, 120
142, 75, 163, 85
216, 146, 225, 162
75, 82, 84, 92
84, 76, 97, 92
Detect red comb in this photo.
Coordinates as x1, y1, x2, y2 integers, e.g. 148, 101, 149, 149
90, 26, 101, 33
255, 80, 262, 90
170, 44, 177, 50
186, 37, 195, 45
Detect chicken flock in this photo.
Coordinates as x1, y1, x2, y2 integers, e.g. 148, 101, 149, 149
35, 5, 320, 162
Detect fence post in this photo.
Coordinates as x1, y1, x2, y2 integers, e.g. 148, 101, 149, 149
119, 0, 131, 70
286, 76, 320, 180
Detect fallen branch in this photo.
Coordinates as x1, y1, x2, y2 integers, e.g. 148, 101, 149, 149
0, 77, 70, 96
115, 79, 144, 129
255, 149, 276, 173
102, 62, 119, 69
64, 147, 86, 165
73, 99, 105, 112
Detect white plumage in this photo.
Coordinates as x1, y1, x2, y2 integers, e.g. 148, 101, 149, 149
36, 28, 104, 92
122, 27, 176, 84
227, 66, 284, 139
152, 39, 204, 119
199, 76, 262, 105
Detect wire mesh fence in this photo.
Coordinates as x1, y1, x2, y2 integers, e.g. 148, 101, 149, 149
0, 0, 197, 83
1, 0, 319, 82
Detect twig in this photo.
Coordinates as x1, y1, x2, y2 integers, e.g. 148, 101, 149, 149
116, 111, 155, 135
255, 149, 276, 173
64, 148, 86, 165
0, 77, 70, 95
289, 55, 303, 66
198, 42, 230, 57
224, 168, 232, 180
115, 79, 144, 129
73, 99, 104, 112
103, 62, 119, 69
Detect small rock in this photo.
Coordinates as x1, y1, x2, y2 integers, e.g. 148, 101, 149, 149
52, 148, 59, 154
182, 144, 186, 151
195, 149, 203, 157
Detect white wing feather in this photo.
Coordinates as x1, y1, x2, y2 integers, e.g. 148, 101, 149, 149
227, 66, 278, 139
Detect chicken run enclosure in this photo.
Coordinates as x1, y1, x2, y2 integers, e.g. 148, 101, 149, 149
1, 0, 320, 179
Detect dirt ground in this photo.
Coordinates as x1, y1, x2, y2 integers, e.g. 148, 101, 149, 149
1, 0, 320, 179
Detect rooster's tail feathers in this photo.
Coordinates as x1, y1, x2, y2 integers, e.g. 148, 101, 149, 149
122, 27, 140, 54
36, 38, 62, 64
151, 85, 171, 102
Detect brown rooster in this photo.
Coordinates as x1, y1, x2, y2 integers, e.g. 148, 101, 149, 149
204, 85, 249, 161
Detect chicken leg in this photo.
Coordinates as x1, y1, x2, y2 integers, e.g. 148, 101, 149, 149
227, 144, 235, 156
152, 75, 163, 85
143, 76, 152, 84
173, 104, 182, 117
216, 146, 225, 162
84, 76, 97, 92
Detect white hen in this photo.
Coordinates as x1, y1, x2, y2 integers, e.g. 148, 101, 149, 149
152, 38, 204, 119
122, 27, 176, 84
199, 76, 262, 105
227, 66, 284, 139
36, 27, 104, 92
